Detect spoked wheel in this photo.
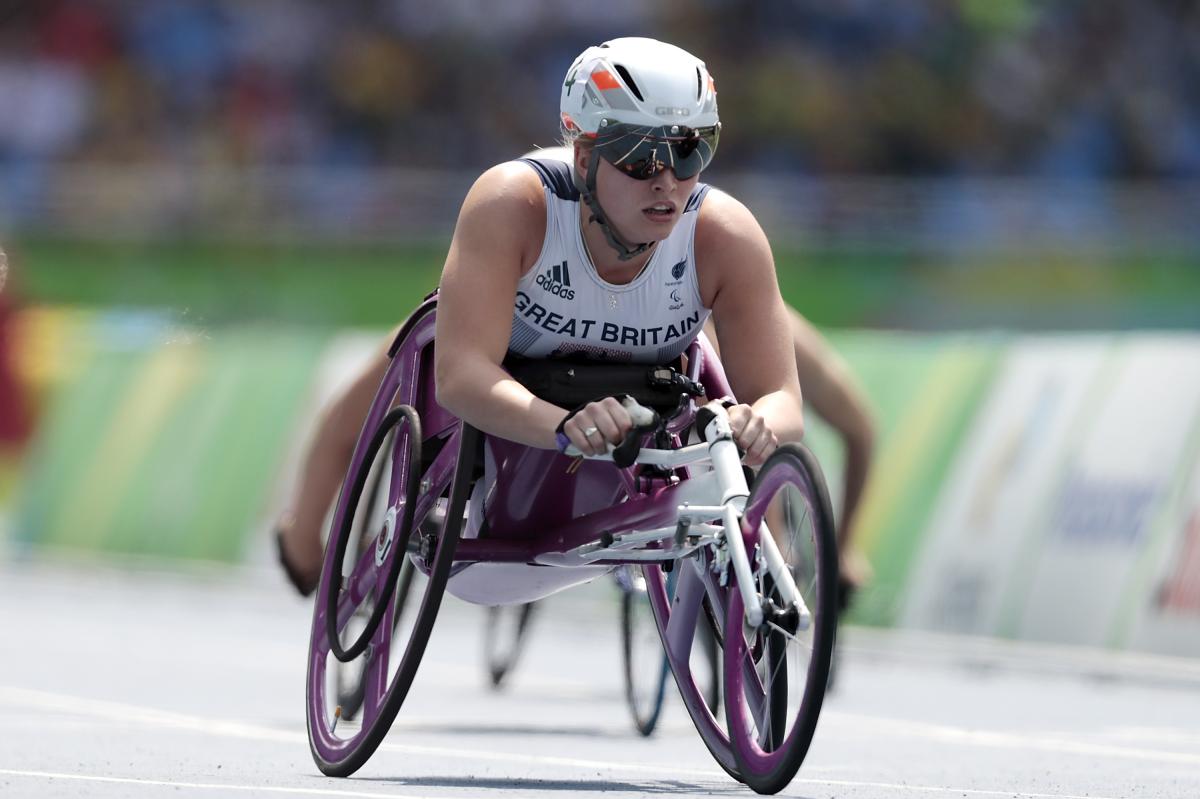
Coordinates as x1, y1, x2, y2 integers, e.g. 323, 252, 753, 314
723, 443, 838, 795
483, 602, 538, 688
306, 417, 480, 778
623, 566, 720, 737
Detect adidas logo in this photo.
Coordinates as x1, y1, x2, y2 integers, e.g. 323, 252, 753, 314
535, 260, 575, 300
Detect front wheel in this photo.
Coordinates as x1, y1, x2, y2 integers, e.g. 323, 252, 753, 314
723, 443, 838, 795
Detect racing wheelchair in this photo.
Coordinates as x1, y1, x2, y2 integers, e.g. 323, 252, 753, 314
305, 293, 838, 795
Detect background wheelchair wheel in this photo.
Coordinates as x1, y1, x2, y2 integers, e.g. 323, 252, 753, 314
642, 558, 741, 781
723, 443, 838, 795
622, 567, 721, 737
307, 422, 479, 778
621, 569, 669, 736
483, 602, 538, 688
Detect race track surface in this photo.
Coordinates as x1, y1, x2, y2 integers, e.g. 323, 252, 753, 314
1, 557, 1198, 799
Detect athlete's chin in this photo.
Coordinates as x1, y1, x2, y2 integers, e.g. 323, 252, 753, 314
629, 217, 679, 242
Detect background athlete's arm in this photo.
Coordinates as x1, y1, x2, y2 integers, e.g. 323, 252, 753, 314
787, 310, 876, 587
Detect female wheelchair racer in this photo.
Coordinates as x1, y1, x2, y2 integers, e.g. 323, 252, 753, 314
300, 38, 839, 794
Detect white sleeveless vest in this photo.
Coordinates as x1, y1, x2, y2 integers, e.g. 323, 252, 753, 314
508, 157, 712, 364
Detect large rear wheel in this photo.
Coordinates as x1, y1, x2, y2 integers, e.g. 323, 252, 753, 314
306, 421, 479, 777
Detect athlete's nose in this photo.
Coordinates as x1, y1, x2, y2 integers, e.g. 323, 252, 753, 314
650, 167, 678, 192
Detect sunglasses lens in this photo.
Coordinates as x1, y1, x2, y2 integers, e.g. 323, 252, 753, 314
618, 158, 667, 180
594, 122, 719, 181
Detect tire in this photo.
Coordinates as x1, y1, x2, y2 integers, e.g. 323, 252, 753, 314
306, 422, 480, 777
483, 602, 538, 688
723, 443, 838, 795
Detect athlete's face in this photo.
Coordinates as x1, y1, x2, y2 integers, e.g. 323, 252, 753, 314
576, 146, 700, 245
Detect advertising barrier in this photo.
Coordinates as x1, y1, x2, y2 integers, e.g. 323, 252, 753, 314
898, 336, 1200, 655
6, 310, 1199, 655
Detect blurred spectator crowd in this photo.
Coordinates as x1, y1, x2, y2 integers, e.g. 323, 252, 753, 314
1, 0, 1199, 179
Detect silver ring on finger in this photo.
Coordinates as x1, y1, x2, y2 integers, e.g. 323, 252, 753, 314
583, 426, 600, 438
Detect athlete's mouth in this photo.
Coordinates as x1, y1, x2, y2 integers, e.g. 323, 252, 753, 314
643, 202, 677, 220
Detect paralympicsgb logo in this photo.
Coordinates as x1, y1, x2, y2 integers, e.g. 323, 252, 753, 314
536, 260, 575, 300
671, 259, 687, 280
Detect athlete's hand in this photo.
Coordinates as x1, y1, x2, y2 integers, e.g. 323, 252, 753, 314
560, 396, 634, 457
727, 403, 777, 467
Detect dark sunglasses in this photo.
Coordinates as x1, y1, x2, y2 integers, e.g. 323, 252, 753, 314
591, 121, 720, 181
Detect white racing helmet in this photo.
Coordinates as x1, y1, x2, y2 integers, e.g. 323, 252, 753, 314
560, 37, 719, 138
559, 38, 721, 260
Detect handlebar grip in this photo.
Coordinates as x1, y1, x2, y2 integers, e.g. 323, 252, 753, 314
558, 395, 660, 464
620, 396, 658, 427
612, 397, 660, 468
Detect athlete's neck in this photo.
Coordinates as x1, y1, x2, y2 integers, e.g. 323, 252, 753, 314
579, 205, 656, 284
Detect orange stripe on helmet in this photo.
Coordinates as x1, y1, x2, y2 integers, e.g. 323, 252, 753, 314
591, 70, 622, 91
708, 76, 717, 94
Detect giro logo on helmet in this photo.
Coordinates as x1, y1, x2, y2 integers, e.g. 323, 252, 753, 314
656, 107, 692, 117
536, 260, 576, 300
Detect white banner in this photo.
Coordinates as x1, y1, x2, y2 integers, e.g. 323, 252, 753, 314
901, 335, 1200, 656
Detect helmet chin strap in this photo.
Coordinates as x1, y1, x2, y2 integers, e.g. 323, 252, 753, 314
574, 157, 653, 262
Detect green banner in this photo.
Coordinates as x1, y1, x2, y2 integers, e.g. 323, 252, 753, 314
14, 322, 326, 562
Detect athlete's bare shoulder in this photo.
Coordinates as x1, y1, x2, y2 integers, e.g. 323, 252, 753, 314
695, 188, 767, 251
693, 187, 775, 305
463, 161, 546, 220
454, 161, 548, 272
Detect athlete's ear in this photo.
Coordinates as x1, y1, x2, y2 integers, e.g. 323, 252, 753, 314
574, 142, 590, 177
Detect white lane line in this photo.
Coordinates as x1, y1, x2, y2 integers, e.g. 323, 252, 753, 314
0, 769, 434, 799
0, 685, 1180, 799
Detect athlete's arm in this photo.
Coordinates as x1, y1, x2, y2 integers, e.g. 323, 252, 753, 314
787, 311, 875, 582
697, 190, 804, 465
434, 163, 571, 449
